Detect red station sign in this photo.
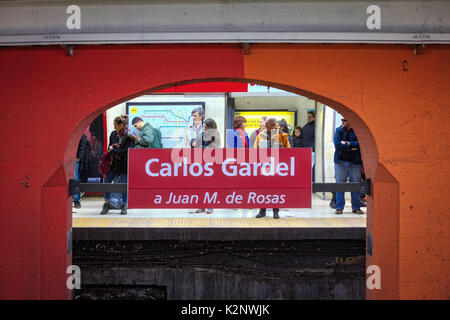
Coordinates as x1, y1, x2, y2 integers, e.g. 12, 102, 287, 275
128, 148, 312, 209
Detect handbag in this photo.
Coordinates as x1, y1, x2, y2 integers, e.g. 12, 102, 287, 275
99, 152, 113, 177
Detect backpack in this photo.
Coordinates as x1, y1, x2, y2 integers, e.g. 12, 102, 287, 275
152, 127, 163, 148
109, 175, 124, 209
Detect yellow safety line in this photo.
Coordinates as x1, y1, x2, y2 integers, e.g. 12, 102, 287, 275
73, 217, 366, 228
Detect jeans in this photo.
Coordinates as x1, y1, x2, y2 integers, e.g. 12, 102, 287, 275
104, 171, 128, 204
73, 160, 82, 203
334, 160, 361, 210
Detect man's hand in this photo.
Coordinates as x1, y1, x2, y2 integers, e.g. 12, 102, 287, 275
128, 133, 140, 143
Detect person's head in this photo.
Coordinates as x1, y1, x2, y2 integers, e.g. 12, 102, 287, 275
293, 126, 302, 137
191, 107, 205, 124
121, 114, 129, 125
341, 118, 350, 128
132, 117, 145, 131
113, 116, 126, 132
203, 118, 217, 131
259, 116, 267, 130
203, 118, 219, 143
233, 115, 247, 130
265, 117, 278, 133
278, 119, 289, 133
307, 111, 315, 123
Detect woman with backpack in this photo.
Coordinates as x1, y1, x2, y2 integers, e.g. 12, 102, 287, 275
100, 115, 135, 215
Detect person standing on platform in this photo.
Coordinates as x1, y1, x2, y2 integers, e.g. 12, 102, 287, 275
254, 118, 291, 219
333, 118, 363, 215
224, 115, 249, 214
291, 126, 304, 148
73, 134, 91, 209
192, 118, 221, 149
191, 118, 221, 214
183, 107, 205, 148
226, 115, 249, 148
100, 116, 134, 215
129, 117, 162, 148
278, 119, 293, 147
302, 111, 316, 181
249, 116, 267, 148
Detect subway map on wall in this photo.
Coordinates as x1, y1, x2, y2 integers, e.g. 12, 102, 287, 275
126, 102, 205, 148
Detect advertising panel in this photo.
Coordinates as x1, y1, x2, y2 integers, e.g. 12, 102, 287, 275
128, 148, 311, 209
81, 114, 104, 184
235, 110, 296, 136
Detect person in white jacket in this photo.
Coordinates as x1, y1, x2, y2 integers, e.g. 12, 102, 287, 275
249, 116, 267, 148
182, 107, 205, 148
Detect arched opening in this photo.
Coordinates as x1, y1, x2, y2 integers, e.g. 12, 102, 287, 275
61, 77, 396, 300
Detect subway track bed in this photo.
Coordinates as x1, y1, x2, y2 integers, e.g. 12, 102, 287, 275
72, 196, 366, 299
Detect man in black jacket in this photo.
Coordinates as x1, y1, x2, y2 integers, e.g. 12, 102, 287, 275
302, 111, 315, 182
333, 118, 363, 215
302, 111, 315, 150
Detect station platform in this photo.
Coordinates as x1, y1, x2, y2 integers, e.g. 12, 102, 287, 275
73, 195, 366, 241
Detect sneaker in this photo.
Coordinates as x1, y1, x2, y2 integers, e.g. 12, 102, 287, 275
273, 212, 280, 219
73, 201, 81, 209
335, 209, 343, 215
255, 209, 266, 218
100, 202, 110, 215
120, 204, 127, 215
352, 209, 364, 214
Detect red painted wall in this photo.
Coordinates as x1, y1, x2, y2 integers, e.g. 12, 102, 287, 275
0, 44, 245, 299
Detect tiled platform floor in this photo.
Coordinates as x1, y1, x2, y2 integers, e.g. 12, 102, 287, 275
73, 195, 366, 229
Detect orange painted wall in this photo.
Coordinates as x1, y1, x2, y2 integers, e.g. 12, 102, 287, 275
243, 44, 450, 299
